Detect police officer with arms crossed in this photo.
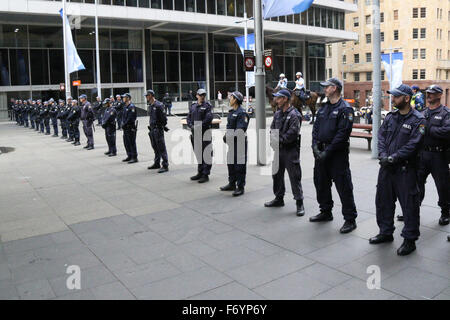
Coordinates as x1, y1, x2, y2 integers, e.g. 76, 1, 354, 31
220, 91, 250, 197
264, 89, 305, 215
369, 84, 426, 256
417, 85, 450, 226
187, 88, 214, 183
121, 93, 138, 164
145, 90, 169, 173
101, 98, 117, 157
67, 99, 81, 146
311, 77, 358, 234
80, 94, 95, 150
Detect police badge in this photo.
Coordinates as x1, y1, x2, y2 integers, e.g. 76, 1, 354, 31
348, 112, 353, 122
419, 124, 425, 135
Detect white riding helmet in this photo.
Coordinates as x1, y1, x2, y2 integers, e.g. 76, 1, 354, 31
279, 73, 285, 78
296, 72, 302, 77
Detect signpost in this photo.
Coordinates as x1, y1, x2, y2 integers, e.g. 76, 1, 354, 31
244, 50, 255, 72
264, 49, 273, 70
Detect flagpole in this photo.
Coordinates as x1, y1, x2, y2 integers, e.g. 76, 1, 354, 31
95, 0, 101, 100
371, 0, 381, 159
62, 0, 71, 99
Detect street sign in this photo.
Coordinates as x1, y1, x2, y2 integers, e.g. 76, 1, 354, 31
244, 50, 255, 72
72, 80, 81, 86
264, 49, 273, 70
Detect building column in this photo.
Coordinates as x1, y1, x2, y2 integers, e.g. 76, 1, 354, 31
0, 92, 7, 120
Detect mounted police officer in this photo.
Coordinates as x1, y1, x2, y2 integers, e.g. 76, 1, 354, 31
264, 89, 304, 215
48, 98, 59, 137
187, 88, 213, 183
220, 91, 250, 197
311, 77, 358, 234
369, 84, 426, 256
275, 73, 288, 90
79, 94, 95, 150
411, 85, 425, 112
101, 98, 117, 157
145, 89, 169, 173
115, 94, 124, 130
294, 72, 309, 103
417, 85, 450, 226
121, 93, 138, 164
67, 99, 81, 146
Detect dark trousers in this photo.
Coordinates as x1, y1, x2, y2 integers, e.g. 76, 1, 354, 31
44, 118, 50, 134
68, 121, 74, 138
117, 113, 123, 129
375, 165, 421, 240
51, 117, 58, 135
61, 119, 67, 137
71, 120, 80, 141
149, 127, 168, 168
190, 130, 213, 176
418, 151, 450, 213
313, 150, 357, 220
105, 125, 117, 154
40, 120, 45, 132
24, 114, 28, 127
227, 138, 248, 188
272, 147, 303, 201
30, 118, 35, 129
123, 127, 137, 159
82, 120, 94, 146
35, 119, 40, 131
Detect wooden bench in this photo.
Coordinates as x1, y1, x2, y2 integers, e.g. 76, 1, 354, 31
181, 114, 222, 130
350, 123, 372, 150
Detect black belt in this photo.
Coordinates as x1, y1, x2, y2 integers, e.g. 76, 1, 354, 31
424, 146, 445, 152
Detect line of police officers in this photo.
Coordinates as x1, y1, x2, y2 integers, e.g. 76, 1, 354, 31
10, 80, 449, 253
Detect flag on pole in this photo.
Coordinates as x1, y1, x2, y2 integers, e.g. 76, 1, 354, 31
235, 34, 255, 87
262, 0, 314, 19
381, 52, 403, 89
59, 8, 85, 74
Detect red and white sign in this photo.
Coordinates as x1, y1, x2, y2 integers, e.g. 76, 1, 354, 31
264, 56, 272, 68
245, 57, 255, 69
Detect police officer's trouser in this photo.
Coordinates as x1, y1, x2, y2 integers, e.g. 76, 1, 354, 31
123, 126, 137, 159
272, 146, 303, 201
51, 117, 58, 135
24, 114, 28, 127
190, 128, 213, 176
44, 118, 50, 133
105, 125, 117, 154
35, 119, 40, 131
82, 120, 94, 146
375, 165, 421, 240
149, 127, 168, 168
72, 120, 80, 141
30, 118, 35, 129
418, 150, 450, 214
40, 119, 45, 132
61, 119, 67, 137
68, 121, 74, 139
226, 136, 248, 188
313, 149, 357, 220
117, 112, 123, 129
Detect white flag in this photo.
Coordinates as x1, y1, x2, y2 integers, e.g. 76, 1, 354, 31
59, 8, 85, 74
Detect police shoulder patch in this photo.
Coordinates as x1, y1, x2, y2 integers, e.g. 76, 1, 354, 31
419, 124, 426, 135
348, 112, 353, 122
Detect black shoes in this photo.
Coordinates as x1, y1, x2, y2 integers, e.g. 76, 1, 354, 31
158, 167, 169, 173
73, 141, 80, 146
264, 198, 285, 207
122, 157, 131, 162
108, 153, 117, 157
296, 200, 305, 217
52, 134, 58, 137
232, 188, 244, 197
397, 215, 404, 222
83, 145, 89, 149
439, 212, 449, 226
128, 158, 138, 164
147, 163, 161, 170
198, 175, 209, 183
86, 146, 94, 150
104, 151, 111, 155
369, 234, 394, 244
220, 183, 236, 191
340, 220, 357, 234
447, 235, 450, 242
190, 173, 202, 181
309, 212, 333, 222
397, 239, 416, 256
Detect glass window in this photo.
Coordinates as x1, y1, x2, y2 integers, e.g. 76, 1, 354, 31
128, 51, 143, 82
75, 28, 96, 49
151, 0, 161, 8
301, 11, 308, 25
0, 49, 10, 86
180, 33, 205, 51
181, 52, 193, 81
308, 58, 317, 81
236, 0, 244, 17
197, 0, 206, 13
217, 0, 225, 15
285, 41, 303, 56
99, 50, 111, 83
0, 25, 28, 48
366, 52, 371, 62
77, 50, 94, 84
285, 56, 293, 81
154, 83, 180, 100
126, 0, 138, 6
308, 9, 314, 26
420, 48, 426, 59
98, 29, 111, 49
10, 49, 29, 85
166, 52, 179, 81
113, 0, 125, 5
163, 0, 173, 9
214, 35, 238, 53
49, 49, 64, 84
237, 53, 244, 81
314, 7, 321, 27
207, 0, 216, 14
412, 48, 418, 59
308, 43, 325, 57
294, 14, 300, 24
140, 0, 150, 7
152, 31, 178, 50
186, 0, 195, 12
194, 53, 206, 81
30, 49, 49, 85
317, 58, 325, 81
214, 53, 224, 81
28, 26, 62, 48
380, 12, 384, 22
152, 51, 165, 82
420, 69, 426, 79
227, 0, 235, 16
175, 0, 184, 11
112, 51, 128, 82
111, 29, 127, 49
321, 9, 327, 27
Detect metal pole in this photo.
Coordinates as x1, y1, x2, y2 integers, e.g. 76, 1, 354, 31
244, 10, 250, 111
254, 0, 266, 166
62, 0, 71, 99
95, 0, 102, 100
389, 47, 392, 111
371, 0, 381, 159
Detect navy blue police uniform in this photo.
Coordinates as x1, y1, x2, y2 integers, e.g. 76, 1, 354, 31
23, 102, 29, 127
80, 97, 95, 148
121, 96, 138, 162
49, 101, 59, 136
102, 100, 117, 156
148, 97, 169, 169
115, 98, 124, 130
40, 103, 51, 134
67, 103, 81, 145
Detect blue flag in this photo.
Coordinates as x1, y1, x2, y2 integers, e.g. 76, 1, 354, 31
59, 8, 85, 74
263, 0, 314, 19
381, 52, 404, 89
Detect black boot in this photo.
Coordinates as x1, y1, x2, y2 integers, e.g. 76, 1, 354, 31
220, 182, 236, 191
397, 239, 416, 256
439, 210, 449, 226
108, 153, 117, 157
232, 187, 244, 197
309, 211, 333, 222
190, 173, 202, 181
340, 219, 357, 234
158, 167, 169, 173
73, 141, 80, 146
296, 200, 305, 216
128, 158, 138, 164
147, 163, 161, 170
198, 175, 209, 183
86, 145, 94, 150
104, 151, 111, 155
369, 234, 394, 244
122, 157, 131, 162
264, 198, 284, 207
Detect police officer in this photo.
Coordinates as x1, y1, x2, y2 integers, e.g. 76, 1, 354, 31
294, 72, 309, 102
220, 91, 250, 197
369, 84, 426, 256
80, 94, 95, 150
411, 85, 425, 112
29, 100, 36, 129
67, 99, 81, 146
311, 77, 358, 234
35, 100, 42, 132
162, 92, 173, 116
101, 98, 117, 157
23, 100, 29, 127
13, 100, 19, 125
187, 88, 213, 183
417, 85, 450, 226
40, 101, 51, 135
17, 100, 24, 126
263, 89, 304, 214
121, 93, 138, 163
57, 100, 66, 139
8, 98, 14, 121
65, 97, 74, 142
275, 74, 288, 90
93, 96, 103, 126
115, 94, 124, 130
49, 98, 59, 137
145, 90, 169, 173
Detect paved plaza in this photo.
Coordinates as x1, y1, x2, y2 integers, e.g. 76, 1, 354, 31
0, 115, 449, 300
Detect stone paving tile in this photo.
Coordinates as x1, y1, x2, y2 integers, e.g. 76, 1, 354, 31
199, 246, 266, 272
189, 282, 265, 300
90, 282, 136, 300
16, 279, 56, 300
0, 279, 19, 299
